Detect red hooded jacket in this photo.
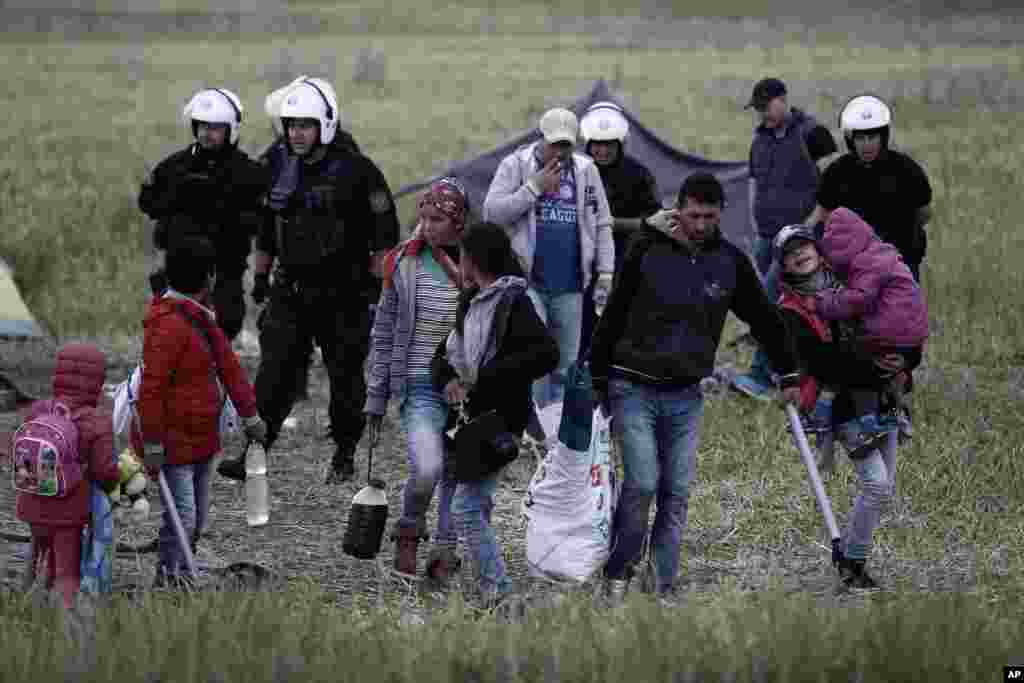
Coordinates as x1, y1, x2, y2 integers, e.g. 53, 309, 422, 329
15, 344, 121, 527
815, 208, 929, 351
137, 294, 257, 465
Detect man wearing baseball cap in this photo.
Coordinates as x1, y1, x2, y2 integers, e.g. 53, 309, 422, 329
484, 107, 614, 412
733, 77, 838, 400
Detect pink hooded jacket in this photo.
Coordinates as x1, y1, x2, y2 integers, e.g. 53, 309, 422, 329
815, 208, 929, 351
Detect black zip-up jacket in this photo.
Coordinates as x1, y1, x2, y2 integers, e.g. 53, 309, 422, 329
431, 287, 559, 437
589, 228, 798, 389
595, 151, 663, 276
139, 144, 268, 279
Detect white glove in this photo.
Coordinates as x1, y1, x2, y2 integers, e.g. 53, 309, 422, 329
593, 273, 614, 316
645, 209, 677, 236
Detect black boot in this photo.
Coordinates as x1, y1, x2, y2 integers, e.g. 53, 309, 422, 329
838, 558, 879, 590
217, 435, 275, 482
216, 453, 247, 482
325, 444, 356, 484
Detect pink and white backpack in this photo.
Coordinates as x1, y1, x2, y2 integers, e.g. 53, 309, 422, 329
11, 401, 83, 498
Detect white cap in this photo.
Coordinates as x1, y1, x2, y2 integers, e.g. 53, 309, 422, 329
539, 107, 579, 145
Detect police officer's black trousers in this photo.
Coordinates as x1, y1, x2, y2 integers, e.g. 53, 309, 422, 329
211, 276, 245, 342
255, 283, 371, 453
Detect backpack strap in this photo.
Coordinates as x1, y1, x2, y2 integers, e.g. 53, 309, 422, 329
172, 303, 226, 402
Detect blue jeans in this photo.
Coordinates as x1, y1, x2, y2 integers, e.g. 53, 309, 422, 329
527, 287, 583, 409
453, 470, 511, 597
605, 379, 704, 593
842, 447, 893, 561
158, 460, 211, 577
749, 235, 780, 384
398, 378, 456, 545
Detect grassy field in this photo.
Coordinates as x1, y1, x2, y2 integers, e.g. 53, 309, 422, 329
1, 1, 1023, 679
0, 586, 1021, 681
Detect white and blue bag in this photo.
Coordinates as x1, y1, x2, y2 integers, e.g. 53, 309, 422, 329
522, 364, 617, 583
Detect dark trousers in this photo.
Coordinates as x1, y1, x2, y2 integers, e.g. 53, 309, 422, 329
211, 276, 246, 342
578, 282, 597, 363
255, 283, 371, 451
831, 345, 921, 425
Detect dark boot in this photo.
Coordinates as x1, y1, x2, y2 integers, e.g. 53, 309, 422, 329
325, 444, 356, 484
216, 454, 247, 482
392, 525, 420, 577
838, 558, 879, 590
217, 434, 275, 482
425, 547, 461, 585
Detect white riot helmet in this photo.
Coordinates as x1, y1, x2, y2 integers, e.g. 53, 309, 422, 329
277, 78, 339, 145
580, 101, 629, 143
839, 94, 892, 152
182, 88, 243, 146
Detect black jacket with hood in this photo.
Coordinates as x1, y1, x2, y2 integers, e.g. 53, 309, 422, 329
139, 143, 268, 279
432, 285, 559, 437
589, 227, 798, 389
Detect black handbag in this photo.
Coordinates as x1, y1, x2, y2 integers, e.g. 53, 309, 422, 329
444, 403, 519, 483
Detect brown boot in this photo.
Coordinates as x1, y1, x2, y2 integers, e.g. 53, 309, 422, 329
392, 526, 420, 577
425, 547, 461, 585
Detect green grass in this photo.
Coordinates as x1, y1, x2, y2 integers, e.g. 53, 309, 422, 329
0, 585, 1019, 682
1, 3, 1023, 678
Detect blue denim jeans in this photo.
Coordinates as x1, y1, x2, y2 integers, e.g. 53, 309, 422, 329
841, 446, 893, 561
158, 460, 211, 577
398, 377, 456, 545
605, 379, 704, 593
749, 235, 780, 384
453, 470, 511, 597
527, 287, 583, 409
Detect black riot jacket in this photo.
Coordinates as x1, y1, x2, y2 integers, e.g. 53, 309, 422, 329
257, 138, 400, 301
139, 143, 268, 279
590, 148, 662, 275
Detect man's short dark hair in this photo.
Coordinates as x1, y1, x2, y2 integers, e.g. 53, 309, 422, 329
678, 172, 725, 208
166, 236, 217, 294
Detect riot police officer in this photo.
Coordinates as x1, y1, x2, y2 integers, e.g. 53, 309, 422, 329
217, 77, 400, 483
577, 101, 662, 358
139, 87, 267, 341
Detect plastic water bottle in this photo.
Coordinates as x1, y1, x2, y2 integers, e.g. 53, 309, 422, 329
245, 442, 269, 527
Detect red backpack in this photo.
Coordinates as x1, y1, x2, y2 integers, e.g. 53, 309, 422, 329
11, 401, 83, 498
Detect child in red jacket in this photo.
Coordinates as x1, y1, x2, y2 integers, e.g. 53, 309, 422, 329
137, 237, 266, 587
15, 344, 121, 608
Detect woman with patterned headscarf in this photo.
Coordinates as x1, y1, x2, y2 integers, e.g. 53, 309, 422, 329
363, 178, 469, 583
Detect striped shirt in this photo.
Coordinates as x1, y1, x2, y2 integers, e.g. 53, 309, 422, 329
407, 250, 459, 378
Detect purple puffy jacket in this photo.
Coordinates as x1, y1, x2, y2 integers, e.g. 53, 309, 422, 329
815, 208, 929, 351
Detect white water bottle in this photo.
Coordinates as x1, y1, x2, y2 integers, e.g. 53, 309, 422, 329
245, 442, 269, 527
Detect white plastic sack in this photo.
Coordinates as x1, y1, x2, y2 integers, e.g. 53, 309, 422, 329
523, 403, 616, 583
219, 392, 240, 435
111, 365, 142, 436
111, 364, 240, 436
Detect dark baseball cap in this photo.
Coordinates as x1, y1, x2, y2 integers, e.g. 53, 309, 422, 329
746, 77, 787, 110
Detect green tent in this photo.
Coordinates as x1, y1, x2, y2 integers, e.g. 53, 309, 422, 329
0, 257, 44, 339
